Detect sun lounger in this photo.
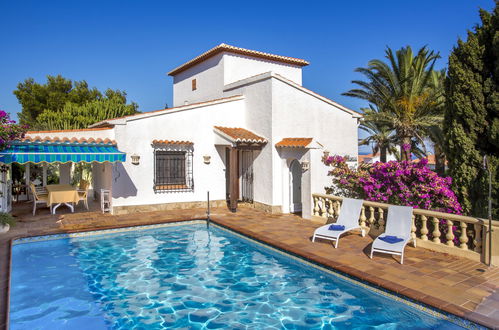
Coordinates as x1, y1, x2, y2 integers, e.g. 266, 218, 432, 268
312, 198, 365, 248
370, 205, 415, 264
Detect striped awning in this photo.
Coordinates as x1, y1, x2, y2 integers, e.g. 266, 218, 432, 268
0, 142, 126, 164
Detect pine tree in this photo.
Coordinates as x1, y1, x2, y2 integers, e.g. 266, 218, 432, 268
444, 4, 499, 218
13, 75, 139, 129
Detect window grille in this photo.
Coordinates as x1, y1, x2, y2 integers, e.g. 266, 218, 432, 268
154, 150, 193, 192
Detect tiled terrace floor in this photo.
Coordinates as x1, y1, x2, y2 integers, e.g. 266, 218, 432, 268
1, 202, 498, 329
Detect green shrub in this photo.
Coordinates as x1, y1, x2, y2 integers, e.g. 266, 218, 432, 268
0, 212, 16, 227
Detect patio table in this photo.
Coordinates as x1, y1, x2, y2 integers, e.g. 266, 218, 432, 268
46, 184, 79, 214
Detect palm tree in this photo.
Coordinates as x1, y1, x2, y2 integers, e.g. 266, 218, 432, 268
344, 46, 444, 161
359, 106, 397, 162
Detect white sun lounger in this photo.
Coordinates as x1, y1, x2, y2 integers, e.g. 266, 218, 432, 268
370, 205, 415, 264
312, 198, 365, 248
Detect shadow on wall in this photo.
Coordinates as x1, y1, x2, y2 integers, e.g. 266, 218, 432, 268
112, 162, 137, 198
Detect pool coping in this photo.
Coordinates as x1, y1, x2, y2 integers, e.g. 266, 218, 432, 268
9, 220, 478, 329
5, 216, 497, 329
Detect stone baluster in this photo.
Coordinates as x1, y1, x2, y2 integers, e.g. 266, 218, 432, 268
313, 196, 320, 217
432, 217, 441, 243
368, 206, 375, 228
359, 206, 367, 230
334, 200, 341, 220
420, 215, 428, 241
473, 223, 482, 253
445, 219, 455, 247
378, 207, 385, 231
321, 198, 327, 221
327, 198, 335, 219
459, 222, 469, 250
411, 214, 417, 243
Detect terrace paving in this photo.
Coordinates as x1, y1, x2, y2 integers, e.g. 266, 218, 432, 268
0, 202, 498, 329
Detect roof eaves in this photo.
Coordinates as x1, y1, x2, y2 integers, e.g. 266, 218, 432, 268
168, 43, 309, 76
213, 126, 267, 144
89, 95, 244, 128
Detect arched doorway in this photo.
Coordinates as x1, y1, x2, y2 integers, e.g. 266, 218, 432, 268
289, 160, 302, 213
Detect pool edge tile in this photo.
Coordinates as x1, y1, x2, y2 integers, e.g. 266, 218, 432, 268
7, 218, 492, 330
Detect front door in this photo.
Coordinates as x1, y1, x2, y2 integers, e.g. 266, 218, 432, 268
290, 160, 302, 212
240, 150, 254, 202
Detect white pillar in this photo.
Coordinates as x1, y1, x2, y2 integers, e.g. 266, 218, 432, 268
59, 163, 72, 185
42, 163, 48, 186
25, 163, 30, 187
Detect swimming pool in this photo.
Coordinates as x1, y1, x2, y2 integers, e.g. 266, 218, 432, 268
10, 221, 478, 329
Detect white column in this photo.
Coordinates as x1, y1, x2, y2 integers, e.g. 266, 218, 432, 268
42, 163, 48, 186
25, 163, 30, 187
25, 163, 31, 201
59, 163, 72, 185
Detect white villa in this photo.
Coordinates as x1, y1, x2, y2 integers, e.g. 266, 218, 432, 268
0, 44, 361, 219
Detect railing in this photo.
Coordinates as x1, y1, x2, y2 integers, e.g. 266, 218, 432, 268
312, 193, 498, 264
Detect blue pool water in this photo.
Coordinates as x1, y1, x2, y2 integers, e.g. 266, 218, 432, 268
10, 222, 473, 329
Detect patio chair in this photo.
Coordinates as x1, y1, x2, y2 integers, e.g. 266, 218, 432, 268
78, 180, 90, 210
100, 189, 111, 213
370, 205, 415, 264
30, 183, 49, 216
312, 198, 365, 248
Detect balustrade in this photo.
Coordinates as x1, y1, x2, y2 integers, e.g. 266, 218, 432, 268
311, 193, 497, 264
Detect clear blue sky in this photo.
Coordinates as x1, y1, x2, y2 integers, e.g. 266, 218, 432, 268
0, 0, 493, 140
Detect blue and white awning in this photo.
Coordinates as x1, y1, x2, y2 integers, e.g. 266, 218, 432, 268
0, 141, 126, 164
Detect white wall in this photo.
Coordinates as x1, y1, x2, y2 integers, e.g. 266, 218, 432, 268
372, 153, 397, 162
172, 53, 224, 107
111, 98, 246, 207
270, 78, 358, 218
59, 163, 72, 185
171, 51, 303, 108
221, 74, 359, 215
271, 78, 358, 158
223, 78, 275, 208
223, 52, 302, 86
92, 162, 113, 199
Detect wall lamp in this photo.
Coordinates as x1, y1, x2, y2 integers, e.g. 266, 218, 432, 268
131, 154, 140, 165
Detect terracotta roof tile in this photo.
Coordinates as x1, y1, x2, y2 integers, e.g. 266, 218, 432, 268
414, 154, 447, 165
152, 140, 194, 145
19, 136, 117, 145
214, 126, 267, 144
26, 127, 112, 134
358, 153, 374, 163
168, 43, 309, 76
275, 138, 313, 148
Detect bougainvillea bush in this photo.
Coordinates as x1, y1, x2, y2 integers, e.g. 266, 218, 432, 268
0, 110, 27, 151
324, 155, 462, 214
324, 156, 463, 243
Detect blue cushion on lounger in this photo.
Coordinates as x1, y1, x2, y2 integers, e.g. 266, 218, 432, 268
379, 235, 404, 244
328, 224, 345, 231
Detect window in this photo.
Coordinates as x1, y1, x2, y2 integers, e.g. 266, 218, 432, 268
191, 79, 197, 91
154, 150, 193, 192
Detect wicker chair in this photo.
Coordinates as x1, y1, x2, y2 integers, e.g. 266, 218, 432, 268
77, 180, 90, 210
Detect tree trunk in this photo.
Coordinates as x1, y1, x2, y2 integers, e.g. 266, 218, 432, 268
434, 144, 446, 176
380, 147, 387, 162
400, 136, 412, 161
